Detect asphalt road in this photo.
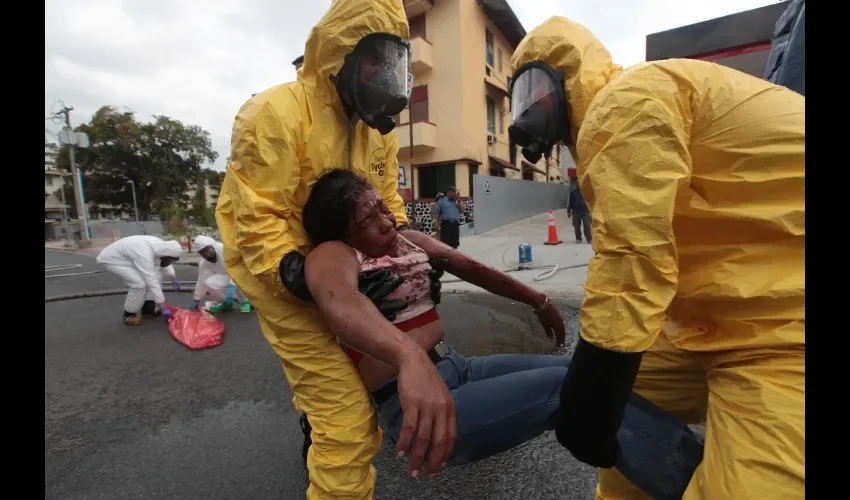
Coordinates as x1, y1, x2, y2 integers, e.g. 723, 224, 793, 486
45, 250, 597, 500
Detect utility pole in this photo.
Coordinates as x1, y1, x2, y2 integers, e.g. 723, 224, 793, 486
53, 103, 91, 248
58, 172, 70, 245
127, 179, 143, 235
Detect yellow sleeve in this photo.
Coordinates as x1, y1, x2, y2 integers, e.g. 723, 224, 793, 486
381, 135, 410, 226
576, 75, 693, 353
226, 98, 302, 292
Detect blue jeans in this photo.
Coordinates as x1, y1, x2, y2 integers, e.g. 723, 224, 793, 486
376, 349, 704, 500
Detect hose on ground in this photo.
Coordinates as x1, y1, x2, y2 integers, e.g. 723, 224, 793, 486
438, 263, 588, 284
45, 264, 106, 279
438, 245, 589, 284
45, 284, 198, 303
46, 261, 197, 279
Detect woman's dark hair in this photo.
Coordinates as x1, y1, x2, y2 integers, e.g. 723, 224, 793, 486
303, 169, 373, 246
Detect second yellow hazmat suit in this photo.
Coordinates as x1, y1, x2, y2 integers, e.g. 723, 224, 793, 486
215, 1, 410, 498
511, 17, 805, 499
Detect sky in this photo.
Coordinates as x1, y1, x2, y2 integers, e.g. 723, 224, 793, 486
45, 0, 782, 171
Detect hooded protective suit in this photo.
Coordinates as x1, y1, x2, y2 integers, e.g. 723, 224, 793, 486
512, 17, 804, 499
97, 236, 182, 312
215, 1, 409, 497
192, 235, 243, 303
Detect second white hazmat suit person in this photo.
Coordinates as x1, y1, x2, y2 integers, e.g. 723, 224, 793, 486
191, 235, 251, 314
96, 235, 183, 325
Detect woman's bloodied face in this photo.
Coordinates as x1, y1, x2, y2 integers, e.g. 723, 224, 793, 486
346, 186, 398, 258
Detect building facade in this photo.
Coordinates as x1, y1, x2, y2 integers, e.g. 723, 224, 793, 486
645, 1, 790, 78
396, 0, 566, 208
44, 143, 71, 221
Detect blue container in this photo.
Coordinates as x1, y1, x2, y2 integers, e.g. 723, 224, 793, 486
518, 243, 533, 269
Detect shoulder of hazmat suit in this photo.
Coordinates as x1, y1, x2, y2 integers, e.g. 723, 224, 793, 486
214, 1, 410, 498
513, 16, 805, 498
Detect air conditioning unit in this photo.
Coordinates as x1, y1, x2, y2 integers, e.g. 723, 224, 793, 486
486, 133, 497, 144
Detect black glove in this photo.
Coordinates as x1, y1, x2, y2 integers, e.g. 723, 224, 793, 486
281, 251, 313, 302
555, 337, 643, 468
280, 251, 409, 321
358, 269, 408, 321
428, 257, 448, 305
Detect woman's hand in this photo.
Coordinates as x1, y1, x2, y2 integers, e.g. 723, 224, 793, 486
535, 300, 566, 346
395, 346, 457, 479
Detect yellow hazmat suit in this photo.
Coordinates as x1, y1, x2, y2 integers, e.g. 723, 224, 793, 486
512, 17, 804, 499
215, 1, 410, 498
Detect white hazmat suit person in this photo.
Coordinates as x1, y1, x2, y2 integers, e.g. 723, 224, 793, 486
96, 235, 183, 325
191, 235, 251, 314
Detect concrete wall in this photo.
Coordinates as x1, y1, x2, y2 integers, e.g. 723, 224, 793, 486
472, 174, 569, 234
88, 221, 165, 239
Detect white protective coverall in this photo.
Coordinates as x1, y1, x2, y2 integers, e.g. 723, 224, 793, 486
192, 235, 246, 303
97, 236, 183, 312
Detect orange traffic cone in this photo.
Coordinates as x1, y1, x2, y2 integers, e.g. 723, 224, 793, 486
544, 209, 562, 245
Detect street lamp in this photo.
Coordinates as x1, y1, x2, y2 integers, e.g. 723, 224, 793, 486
127, 179, 144, 235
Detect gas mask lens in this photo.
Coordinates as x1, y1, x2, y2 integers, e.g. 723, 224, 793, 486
511, 67, 557, 124
199, 246, 217, 263
354, 37, 410, 119
509, 65, 565, 163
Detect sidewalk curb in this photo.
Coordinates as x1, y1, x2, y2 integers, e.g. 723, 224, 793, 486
45, 247, 80, 253
442, 287, 584, 307
46, 246, 204, 267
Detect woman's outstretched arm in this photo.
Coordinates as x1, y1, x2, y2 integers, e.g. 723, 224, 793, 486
403, 231, 566, 345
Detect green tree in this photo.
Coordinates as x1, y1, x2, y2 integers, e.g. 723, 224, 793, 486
202, 168, 226, 192
55, 106, 219, 220
202, 168, 226, 210
188, 174, 212, 227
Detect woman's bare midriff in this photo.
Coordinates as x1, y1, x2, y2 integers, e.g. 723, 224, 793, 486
357, 319, 444, 391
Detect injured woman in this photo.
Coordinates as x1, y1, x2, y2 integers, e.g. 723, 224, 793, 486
302, 169, 703, 499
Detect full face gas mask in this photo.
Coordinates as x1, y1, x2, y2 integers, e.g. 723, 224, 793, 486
332, 33, 412, 135
508, 62, 571, 164
160, 257, 179, 268
198, 246, 217, 264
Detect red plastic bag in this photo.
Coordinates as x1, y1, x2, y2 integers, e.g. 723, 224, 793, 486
167, 306, 225, 351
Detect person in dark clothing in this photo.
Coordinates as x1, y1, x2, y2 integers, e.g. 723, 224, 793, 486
763, 0, 804, 96
567, 181, 592, 243
434, 186, 464, 248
